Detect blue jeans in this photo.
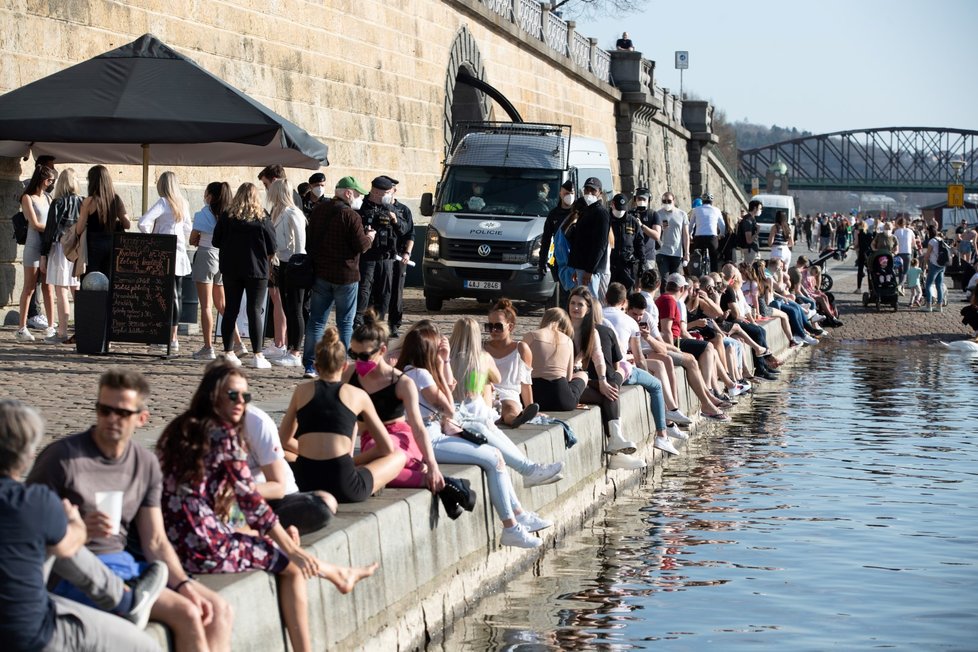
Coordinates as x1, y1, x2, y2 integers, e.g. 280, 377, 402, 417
303, 278, 358, 368
924, 263, 945, 306
626, 366, 666, 432
574, 268, 602, 298
770, 298, 806, 337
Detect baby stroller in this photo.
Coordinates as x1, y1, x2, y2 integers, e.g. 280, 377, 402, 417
811, 247, 841, 291
863, 250, 899, 312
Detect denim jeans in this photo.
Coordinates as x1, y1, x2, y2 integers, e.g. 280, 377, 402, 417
924, 263, 945, 306
303, 277, 358, 368
770, 298, 806, 337
573, 268, 604, 298
626, 366, 666, 431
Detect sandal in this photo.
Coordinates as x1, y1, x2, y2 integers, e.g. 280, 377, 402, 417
758, 348, 773, 357
700, 411, 730, 422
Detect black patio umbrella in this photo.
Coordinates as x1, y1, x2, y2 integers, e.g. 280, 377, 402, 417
0, 34, 328, 210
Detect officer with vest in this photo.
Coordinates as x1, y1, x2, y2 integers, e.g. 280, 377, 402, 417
355, 176, 399, 327
631, 187, 660, 270
382, 176, 414, 337
609, 193, 645, 290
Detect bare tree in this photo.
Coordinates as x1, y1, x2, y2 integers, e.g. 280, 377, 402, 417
552, 0, 648, 19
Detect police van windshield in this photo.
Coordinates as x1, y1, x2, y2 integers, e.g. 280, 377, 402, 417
758, 207, 788, 224
440, 166, 563, 216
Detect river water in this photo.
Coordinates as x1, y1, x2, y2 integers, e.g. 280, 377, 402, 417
439, 343, 978, 650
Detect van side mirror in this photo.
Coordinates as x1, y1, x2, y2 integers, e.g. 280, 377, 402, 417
420, 192, 434, 217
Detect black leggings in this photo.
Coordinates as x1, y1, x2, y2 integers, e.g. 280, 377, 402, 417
293, 454, 373, 503
692, 235, 720, 272
222, 276, 267, 353
580, 371, 623, 424
278, 264, 306, 351
532, 377, 586, 412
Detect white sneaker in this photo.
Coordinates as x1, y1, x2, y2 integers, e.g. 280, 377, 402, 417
233, 341, 249, 357
192, 346, 216, 361
605, 420, 637, 454
812, 314, 826, 324
802, 334, 819, 345
664, 409, 692, 426
522, 462, 564, 488
27, 315, 48, 330
738, 380, 752, 392
252, 353, 272, 369
272, 352, 302, 367
43, 326, 56, 339
15, 327, 35, 342
170, 339, 180, 353
516, 511, 553, 533
728, 384, 745, 398
261, 344, 287, 359
223, 351, 242, 367
666, 423, 688, 440
791, 335, 805, 346
654, 436, 680, 456
607, 453, 647, 470
500, 523, 542, 549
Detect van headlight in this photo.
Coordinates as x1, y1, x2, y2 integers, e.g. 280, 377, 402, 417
528, 234, 543, 266
425, 227, 441, 260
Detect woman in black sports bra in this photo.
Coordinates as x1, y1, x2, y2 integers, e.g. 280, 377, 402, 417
280, 326, 406, 503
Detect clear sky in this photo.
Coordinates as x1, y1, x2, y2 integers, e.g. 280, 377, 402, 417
581, 0, 978, 135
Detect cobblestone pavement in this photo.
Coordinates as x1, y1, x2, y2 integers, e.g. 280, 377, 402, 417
3, 251, 973, 449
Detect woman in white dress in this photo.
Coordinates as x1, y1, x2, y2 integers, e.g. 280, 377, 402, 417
39, 168, 83, 343
483, 298, 538, 427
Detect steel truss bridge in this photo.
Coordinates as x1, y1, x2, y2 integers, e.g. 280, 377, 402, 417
738, 127, 978, 193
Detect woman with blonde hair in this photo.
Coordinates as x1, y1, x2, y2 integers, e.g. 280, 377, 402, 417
264, 179, 307, 367
138, 171, 193, 352
74, 165, 130, 280
39, 168, 82, 344
213, 183, 276, 368
14, 165, 56, 342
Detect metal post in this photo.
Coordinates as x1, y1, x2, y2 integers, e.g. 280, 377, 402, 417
680, 68, 684, 100
141, 144, 150, 214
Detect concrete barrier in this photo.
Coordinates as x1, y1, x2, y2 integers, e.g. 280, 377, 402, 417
145, 319, 790, 650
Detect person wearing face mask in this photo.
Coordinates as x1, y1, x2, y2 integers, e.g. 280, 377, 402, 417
303, 172, 330, 216
355, 176, 400, 330
539, 180, 576, 282
302, 176, 375, 379
609, 193, 645, 291
384, 176, 414, 338
654, 191, 690, 288
631, 187, 661, 271
567, 177, 611, 299
738, 199, 762, 264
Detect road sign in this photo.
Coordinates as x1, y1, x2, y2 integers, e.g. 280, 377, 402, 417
948, 184, 965, 207
675, 51, 688, 69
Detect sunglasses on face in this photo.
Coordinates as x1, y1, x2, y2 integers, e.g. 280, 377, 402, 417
95, 402, 141, 418
226, 390, 252, 404
485, 322, 506, 333
347, 347, 380, 362
662, 199, 673, 204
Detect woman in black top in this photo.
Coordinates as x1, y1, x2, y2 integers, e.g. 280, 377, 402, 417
74, 165, 130, 281
213, 183, 276, 368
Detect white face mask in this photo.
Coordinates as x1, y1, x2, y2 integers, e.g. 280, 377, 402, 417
311, 186, 325, 198
351, 195, 364, 211
381, 194, 394, 206
583, 194, 599, 206
612, 209, 625, 218
636, 201, 648, 210
538, 191, 548, 200
661, 202, 674, 212
562, 193, 575, 207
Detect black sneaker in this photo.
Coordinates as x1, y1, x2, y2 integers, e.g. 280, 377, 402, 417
439, 476, 476, 518
123, 561, 168, 629
509, 403, 539, 428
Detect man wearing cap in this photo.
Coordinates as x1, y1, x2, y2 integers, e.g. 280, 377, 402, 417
631, 188, 660, 270
567, 177, 611, 299
689, 192, 725, 273
303, 176, 375, 378
540, 180, 576, 284
355, 176, 400, 328
304, 172, 329, 215
384, 176, 414, 337
655, 191, 690, 286
609, 193, 645, 290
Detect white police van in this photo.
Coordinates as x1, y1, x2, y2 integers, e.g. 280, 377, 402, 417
420, 122, 612, 310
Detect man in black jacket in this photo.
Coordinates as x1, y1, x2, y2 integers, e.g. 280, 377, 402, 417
355, 176, 399, 327
609, 193, 645, 290
539, 180, 575, 279
384, 176, 413, 337
567, 177, 611, 300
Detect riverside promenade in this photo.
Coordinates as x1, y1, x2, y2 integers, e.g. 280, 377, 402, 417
2, 255, 973, 650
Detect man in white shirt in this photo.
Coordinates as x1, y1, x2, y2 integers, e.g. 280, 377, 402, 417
689, 192, 725, 273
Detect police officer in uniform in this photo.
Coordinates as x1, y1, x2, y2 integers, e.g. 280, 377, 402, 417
609, 193, 645, 290
383, 176, 414, 337
355, 176, 399, 327
631, 187, 660, 270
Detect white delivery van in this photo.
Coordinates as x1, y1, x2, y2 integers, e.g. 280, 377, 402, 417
750, 193, 797, 246
419, 122, 612, 310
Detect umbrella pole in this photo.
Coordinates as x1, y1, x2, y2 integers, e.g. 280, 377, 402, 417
141, 144, 149, 214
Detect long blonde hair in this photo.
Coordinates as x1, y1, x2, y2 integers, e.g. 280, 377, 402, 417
267, 178, 294, 224
53, 168, 79, 200
539, 307, 573, 339
227, 183, 265, 222
449, 317, 488, 401
156, 171, 186, 222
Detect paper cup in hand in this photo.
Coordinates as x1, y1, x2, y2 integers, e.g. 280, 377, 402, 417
94, 491, 124, 535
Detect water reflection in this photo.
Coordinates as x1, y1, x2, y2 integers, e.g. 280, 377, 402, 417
439, 344, 978, 650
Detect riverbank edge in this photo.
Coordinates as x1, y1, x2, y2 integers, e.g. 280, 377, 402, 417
143, 320, 795, 650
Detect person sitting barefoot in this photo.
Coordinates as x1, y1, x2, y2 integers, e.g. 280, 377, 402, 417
484, 298, 539, 428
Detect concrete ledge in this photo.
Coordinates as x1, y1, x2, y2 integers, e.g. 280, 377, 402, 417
147, 319, 789, 650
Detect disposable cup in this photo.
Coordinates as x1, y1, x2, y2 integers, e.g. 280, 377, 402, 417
94, 490, 123, 535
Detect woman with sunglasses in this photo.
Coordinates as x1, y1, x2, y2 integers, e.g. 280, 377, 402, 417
279, 323, 405, 503
449, 316, 564, 487
157, 362, 378, 652
397, 321, 550, 548
484, 299, 540, 428
15, 165, 57, 342
339, 310, 480, 516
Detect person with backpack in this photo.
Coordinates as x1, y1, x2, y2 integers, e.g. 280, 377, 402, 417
738, 200, 761, 264
922, 225, 950, 313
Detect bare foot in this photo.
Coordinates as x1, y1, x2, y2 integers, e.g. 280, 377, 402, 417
287, 525, 300, 546
325, 562, 380, 594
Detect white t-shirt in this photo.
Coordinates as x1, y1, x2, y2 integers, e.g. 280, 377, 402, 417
402, 366, 439, 420
640, 290, 662, 339
241, 406, 299, 495
894, 227, 914, 255
602, 307, 641, 360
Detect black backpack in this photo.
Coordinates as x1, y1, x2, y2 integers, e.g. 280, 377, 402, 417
11, 211, 28, 245
935, 239, 951, 266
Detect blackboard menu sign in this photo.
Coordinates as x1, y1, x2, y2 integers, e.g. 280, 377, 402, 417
109, 232, 176, 345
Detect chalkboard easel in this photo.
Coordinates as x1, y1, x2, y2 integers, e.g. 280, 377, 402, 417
109, 232, 177, 354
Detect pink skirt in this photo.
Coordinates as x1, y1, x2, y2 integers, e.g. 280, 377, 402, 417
360, 419, 426, 488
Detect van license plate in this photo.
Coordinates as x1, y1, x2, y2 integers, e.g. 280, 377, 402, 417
464, 280, 501, 290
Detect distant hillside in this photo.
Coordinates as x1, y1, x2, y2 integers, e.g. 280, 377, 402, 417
733, 122, 814, 152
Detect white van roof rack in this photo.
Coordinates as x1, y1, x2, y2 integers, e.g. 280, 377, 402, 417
449, 122, 572, 170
